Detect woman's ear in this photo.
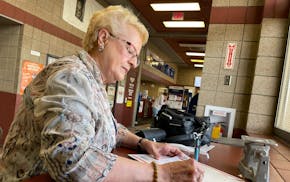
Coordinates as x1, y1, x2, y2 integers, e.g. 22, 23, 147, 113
96, 28, 110, 52
97, 28, 109, 45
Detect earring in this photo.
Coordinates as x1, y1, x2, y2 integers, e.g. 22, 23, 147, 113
98, 44, 104, 52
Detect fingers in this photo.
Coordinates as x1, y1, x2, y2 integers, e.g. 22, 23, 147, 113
171, 147, 183, 156
159, 143, 183, 156
146, 142, 160, 159
160, 159, 204, 182
193, 171, 204, 182
178, 159, 204, 182
192, 160, 204, 182
166, 148, 180, 157
152, 148, 161, 159
193, 174, 204, 182
150, 142, 187, 160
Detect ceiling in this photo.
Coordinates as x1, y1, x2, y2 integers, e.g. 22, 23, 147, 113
98, 0, 212, 68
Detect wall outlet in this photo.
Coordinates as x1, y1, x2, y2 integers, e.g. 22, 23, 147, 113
224, 75, 231, 85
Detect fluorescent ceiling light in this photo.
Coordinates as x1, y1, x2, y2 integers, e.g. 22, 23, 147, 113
194, 64, 204, 68
179, 43, 205, 48
191, 59, 204, 63
186, 52, 205, 56
150, 3, 200, 11
163, 21, 205, 28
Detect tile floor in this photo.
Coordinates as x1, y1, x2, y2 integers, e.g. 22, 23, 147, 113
263, 135, 290, 181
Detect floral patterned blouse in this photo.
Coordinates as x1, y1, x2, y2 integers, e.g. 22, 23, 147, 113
0, 51, 126, 181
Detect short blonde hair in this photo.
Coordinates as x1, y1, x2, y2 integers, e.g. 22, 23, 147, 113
83, 5, 149, 52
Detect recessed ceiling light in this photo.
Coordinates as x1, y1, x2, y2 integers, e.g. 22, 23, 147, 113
163, 21, 205, 28
194, 64, 204, 68
186, 52, 205, 56
190, 59, 204, 63
179, 43, 205, 48
150, 3, 200, 11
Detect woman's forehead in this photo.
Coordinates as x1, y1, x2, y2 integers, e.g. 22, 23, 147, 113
119, 25, 142, 50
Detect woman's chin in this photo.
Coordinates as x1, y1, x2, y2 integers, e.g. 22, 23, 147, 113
116, 74, 126, 81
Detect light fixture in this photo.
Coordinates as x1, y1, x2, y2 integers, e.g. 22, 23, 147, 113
163, 21, 205, 28
190, 59, 204, 63
150, 3, 200, 11
186, 52, 205, 57
194, 64, 204, 68
179, 43, 205, 48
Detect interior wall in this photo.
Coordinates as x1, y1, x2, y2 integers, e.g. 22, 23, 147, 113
199, 0, 264, 130
246, 18, 289, 134
200, 26, 260, 129
176, 67, 202, 86
0, 24, 22, 93
199, 0, 290, 135
140, 81, 167, 100
0, 24, 22, 145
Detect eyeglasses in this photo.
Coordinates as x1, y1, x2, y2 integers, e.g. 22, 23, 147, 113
109, 33, 140, 65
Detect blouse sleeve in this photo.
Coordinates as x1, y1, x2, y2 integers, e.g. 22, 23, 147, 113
33, 65, 117, 181
115, 122, 129, 145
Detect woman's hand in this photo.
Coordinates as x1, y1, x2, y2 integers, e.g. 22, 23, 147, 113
141, 140, 183, 159
159, 159, 204, 182
141, 140, 204, 181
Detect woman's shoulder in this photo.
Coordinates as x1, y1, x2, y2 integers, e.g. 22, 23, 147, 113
47, 55, 83, 68
44, 55, 88, 75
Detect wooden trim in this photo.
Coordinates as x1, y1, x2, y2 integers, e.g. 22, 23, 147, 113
210, 1, 290, 24
264, 0, 290, 18
210, 6, 264, 24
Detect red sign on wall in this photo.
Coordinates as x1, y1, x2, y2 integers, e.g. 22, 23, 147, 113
20, 60, 44, 95
224, 43, 237, 70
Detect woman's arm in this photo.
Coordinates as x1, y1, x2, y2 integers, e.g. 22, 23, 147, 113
36, 64, 117, 181
104, 157, 154, 181
116, 124, 142, 150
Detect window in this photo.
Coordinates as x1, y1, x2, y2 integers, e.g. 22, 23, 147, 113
274, 26, 290, 143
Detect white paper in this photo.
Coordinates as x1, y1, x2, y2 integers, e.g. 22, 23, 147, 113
128, 154, 189, 165
201, 163, 244, 182
128, 153, 244, 182
169, 143, 215, 159
116, 86, 124, 104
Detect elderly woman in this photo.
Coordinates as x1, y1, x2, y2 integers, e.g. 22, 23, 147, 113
1, 5, 204, 182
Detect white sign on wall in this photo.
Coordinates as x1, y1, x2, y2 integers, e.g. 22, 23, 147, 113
62, 0, 103, 32
194, 76, 201, 87
116, 86, 125, 104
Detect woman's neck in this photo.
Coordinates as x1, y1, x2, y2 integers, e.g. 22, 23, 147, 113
88, 50, 107, 84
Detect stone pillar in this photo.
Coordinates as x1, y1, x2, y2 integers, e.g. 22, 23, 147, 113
247, 18, 289, 134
